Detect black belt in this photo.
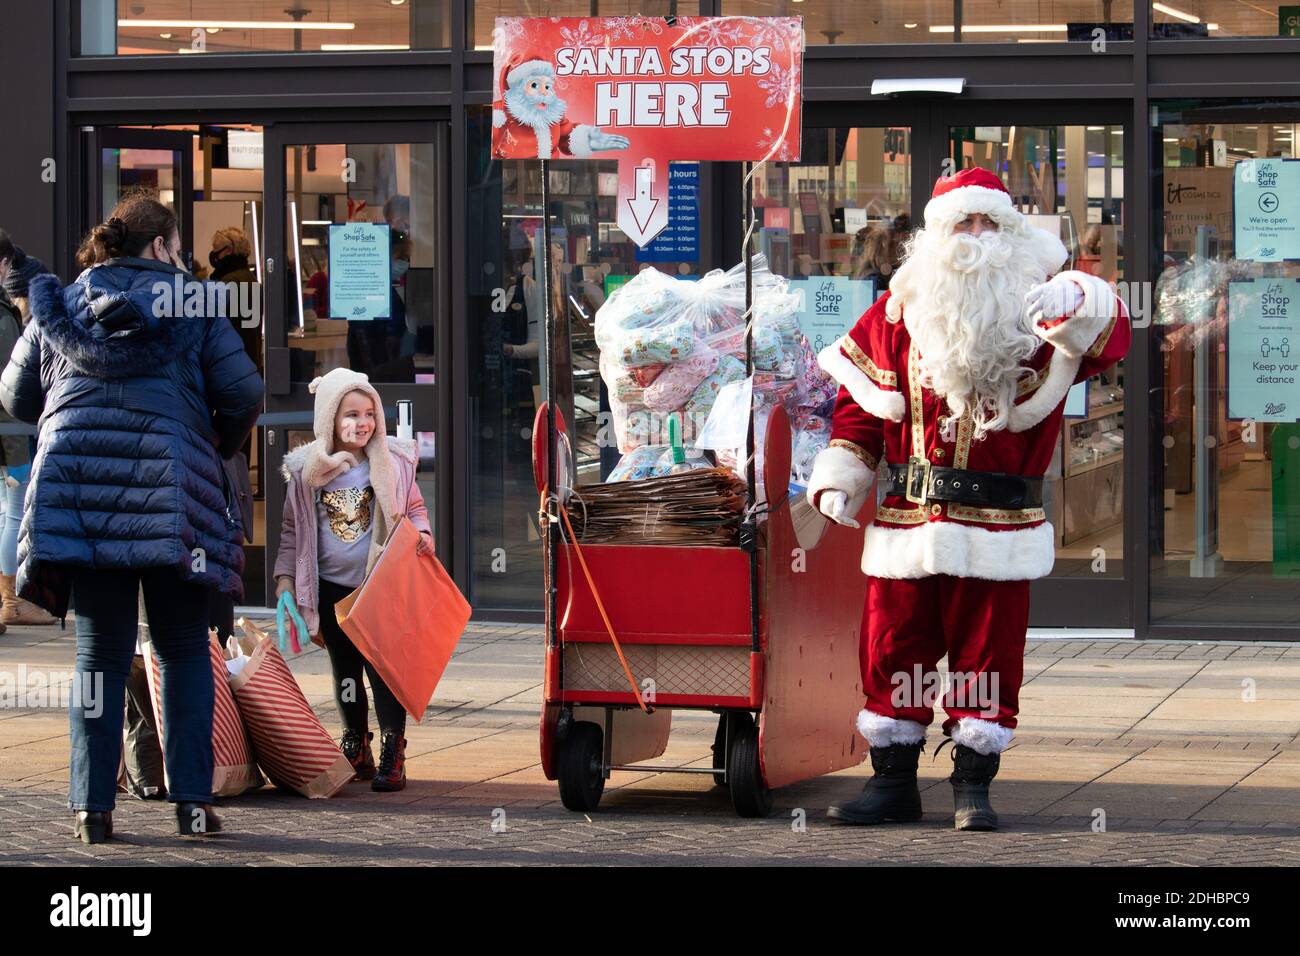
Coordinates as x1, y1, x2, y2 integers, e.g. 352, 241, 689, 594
881, 459, 1043, 509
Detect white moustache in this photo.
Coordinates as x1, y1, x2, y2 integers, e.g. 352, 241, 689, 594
943, 232, 1014, 274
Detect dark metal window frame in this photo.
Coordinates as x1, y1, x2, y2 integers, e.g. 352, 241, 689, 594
40, 0, 1300, 636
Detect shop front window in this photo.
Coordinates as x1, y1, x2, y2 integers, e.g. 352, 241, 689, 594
720, 1, 1133, 43
951, 125, 1127, 579
77, 0, 449, 55
1152, 103, 1300, 627
466, 105, 700, 611
755, 126, 912, 319
1151, 1, 1300, 38
468, 1, 676, 50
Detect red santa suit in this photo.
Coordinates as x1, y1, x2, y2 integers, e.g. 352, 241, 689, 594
808, 170, 1130, 757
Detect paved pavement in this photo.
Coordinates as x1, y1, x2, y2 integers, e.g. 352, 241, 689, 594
2, 621, 1300, 865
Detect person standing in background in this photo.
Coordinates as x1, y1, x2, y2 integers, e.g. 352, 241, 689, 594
0, 233, 56, 627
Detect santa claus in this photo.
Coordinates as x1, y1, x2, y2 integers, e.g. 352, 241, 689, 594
492, 53, 630, 160
809, 167, 1130, 830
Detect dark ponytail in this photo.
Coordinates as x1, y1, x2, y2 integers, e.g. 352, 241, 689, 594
76, 190, 178, 270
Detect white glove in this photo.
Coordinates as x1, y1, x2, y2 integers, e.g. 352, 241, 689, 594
817, 490, 860, 529
588, 130, 630, 151
1025, 275, 1084, 328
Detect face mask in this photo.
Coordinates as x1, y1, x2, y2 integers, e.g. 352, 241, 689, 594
209, 250, 227, 269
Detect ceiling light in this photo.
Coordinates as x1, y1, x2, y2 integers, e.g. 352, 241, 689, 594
159, 32, 171, 38
1087, 126, 1104, 131
320, 43, 410, 51
904, 23, 917, 29
930, 24, 1067, 33
119, 19, 355, 31
1153, 3, 1199, 23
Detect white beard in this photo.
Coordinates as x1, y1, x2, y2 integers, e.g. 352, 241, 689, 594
504, 84, 568, 158
886, 225, 1048, 441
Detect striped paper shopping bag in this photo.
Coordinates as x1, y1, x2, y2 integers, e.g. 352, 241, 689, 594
142, 634, 264, 799
228, 623, 353, 799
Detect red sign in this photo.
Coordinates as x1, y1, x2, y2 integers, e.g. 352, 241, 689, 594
492, 16, 803, 246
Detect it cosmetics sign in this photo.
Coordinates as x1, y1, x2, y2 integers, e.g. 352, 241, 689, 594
492, 16, 803, 246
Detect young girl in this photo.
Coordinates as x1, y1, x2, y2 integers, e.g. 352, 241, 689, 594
274, 368, 431, 792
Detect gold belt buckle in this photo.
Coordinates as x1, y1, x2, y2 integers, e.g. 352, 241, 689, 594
904, 456, 931, 505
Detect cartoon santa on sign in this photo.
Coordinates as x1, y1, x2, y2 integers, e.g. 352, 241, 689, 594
808, 167, 1130, 830
492, 52, 631, 160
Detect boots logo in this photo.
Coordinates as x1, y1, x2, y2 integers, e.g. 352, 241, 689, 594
49, 886, 151, 936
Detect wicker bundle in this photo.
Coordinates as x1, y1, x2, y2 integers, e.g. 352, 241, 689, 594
564, 468, 747, 546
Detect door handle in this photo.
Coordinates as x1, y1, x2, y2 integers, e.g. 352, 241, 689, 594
265, 257, 274, 275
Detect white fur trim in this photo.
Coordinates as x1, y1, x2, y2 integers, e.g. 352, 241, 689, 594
950, 716, 1014, 755
816, 342, 906, 422
492, 108, 506, 129
862, 520, 1055, 581
1029, 227, 1069, 276
1008, 347, 1082, 433
806, 445, 874, 515
506, 58, 553, 88
857, 710, 926, 747
533, 121, 553, 159
1034, 270, 1116, 359
924, 185, 1013, 225
568, 124, 596, 158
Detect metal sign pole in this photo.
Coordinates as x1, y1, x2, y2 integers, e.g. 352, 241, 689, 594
741, 160, 761, 653
541, 158, 560, 649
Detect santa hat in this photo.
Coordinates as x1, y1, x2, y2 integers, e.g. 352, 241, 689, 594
923, 167, 1067, 274
301, 367, 395, 496
495, 52, 554, 128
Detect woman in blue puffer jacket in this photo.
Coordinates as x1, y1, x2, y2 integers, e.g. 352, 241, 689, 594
0, 194, 263, 844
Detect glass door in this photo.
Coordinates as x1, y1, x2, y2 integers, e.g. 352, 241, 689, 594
262, 121, 450, 602
87, 127, 195, 261
933, 103, 1132, 628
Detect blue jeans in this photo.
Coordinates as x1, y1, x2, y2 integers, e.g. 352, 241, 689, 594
68, 566, 214, 811
1, 479, 26, 576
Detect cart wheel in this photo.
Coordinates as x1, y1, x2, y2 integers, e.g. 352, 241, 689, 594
727, 718, 772, 818
557, 721, 605, 812
711, 715, 728, 788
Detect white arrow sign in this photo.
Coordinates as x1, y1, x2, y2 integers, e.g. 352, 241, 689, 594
617, 160, 669, 248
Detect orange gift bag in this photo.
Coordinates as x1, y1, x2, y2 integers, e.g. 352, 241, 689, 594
231, 620, 354, 799
336, 516, 471, 721
142, 633, 264, 799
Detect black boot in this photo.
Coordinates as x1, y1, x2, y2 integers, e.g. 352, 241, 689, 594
372, 733, 407, 792
176, 802, 223, 836
949, 744, 1000, 831
341, 729, 376, 781
826, 743, 924, 824
73, 810, 112, 845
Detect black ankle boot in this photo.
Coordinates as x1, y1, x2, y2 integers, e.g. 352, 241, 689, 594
827, 742, 924, 824
176, 802, 223, 836
949, 744, 1000, 831
73, 810, 113, 845
341, 729, 376, 781
372, 733, 407, 792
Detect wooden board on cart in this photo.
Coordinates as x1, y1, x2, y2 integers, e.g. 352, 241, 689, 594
755, 407, 872, 789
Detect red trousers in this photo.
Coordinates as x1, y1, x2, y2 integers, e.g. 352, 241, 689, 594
860, 575, 1030, 732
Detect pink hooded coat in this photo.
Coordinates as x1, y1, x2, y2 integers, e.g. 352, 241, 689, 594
272, 369, 431, 640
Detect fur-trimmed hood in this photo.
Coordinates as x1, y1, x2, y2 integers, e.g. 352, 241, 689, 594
27, 259, 208, 379
281, 435, 417, 481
